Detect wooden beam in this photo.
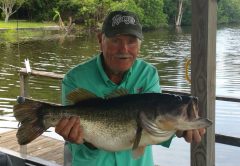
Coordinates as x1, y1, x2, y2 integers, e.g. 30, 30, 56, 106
215, 134, 240, 147
19, 68, 64, 80
191, 0, 217, 166
162, 90, 240, 103
215, 96, 240, 103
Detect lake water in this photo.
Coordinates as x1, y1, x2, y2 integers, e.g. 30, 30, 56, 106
0, 25, 240, 166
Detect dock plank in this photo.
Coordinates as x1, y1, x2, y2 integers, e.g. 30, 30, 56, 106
0, 130, 64, 165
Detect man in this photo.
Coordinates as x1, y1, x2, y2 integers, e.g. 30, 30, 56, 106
55, 10, 205, 166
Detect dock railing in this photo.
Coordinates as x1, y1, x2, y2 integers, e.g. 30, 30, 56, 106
18, 68, 240, 155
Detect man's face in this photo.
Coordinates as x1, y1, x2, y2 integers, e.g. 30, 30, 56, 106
99, 34, 141, 74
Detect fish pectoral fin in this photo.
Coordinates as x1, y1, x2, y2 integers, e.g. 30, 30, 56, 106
132, 126, 143, 150
67, 88, 98, 103
177, 118, 213, 130
132, 146, 146, 159
140, 112, 172, 137
105, 88, 128, 99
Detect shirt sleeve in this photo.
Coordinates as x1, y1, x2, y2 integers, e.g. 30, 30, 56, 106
61, 73, 77, 105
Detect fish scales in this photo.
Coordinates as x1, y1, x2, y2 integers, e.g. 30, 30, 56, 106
44, 94, 150, 127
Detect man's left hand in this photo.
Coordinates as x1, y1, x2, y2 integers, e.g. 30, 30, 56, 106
176, 128, 206, 143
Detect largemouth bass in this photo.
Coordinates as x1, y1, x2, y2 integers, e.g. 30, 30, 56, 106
13, 88, 212, 157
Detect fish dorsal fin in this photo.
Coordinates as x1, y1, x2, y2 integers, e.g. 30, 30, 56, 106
67, 88, 98, 104
105, 88, 128, 99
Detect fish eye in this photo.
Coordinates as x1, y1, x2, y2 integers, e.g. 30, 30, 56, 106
192, 96, 198, 102
175, 95, 182, 101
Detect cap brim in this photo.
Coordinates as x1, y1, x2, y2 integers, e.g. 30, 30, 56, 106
105, 29, 143, 40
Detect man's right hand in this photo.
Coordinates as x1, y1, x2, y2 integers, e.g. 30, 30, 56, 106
55, 117, 84, 144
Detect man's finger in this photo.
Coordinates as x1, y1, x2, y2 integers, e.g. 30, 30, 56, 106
58, 117, 78, 139
199, 128, 206, 136
192, 129, 202, 143
55, 118, 69, 133
68, 117, 83, 143
75, 125, 84, 144
184, 130, 193, 143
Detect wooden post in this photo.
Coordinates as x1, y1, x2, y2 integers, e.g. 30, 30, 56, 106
191, 0, 217, 166
20, 74, 29, 97
19, 73, 29, 155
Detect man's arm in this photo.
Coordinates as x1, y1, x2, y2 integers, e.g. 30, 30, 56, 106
55, 74, 84, 144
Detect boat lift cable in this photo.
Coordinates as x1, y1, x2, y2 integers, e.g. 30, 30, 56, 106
16, 14, 31, 74
17, 13, 21, 71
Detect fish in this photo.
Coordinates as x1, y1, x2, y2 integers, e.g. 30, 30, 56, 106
13, 88, 212, 158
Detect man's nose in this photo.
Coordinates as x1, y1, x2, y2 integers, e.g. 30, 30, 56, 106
119, 42, 128, 53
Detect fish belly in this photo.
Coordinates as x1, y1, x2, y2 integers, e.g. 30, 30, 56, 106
82, 120, 137, 151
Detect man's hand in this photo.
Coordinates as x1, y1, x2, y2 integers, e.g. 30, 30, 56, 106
176, 128, 206, 143
55, 117, 84, 144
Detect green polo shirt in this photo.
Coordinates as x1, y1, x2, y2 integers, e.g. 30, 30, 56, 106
61, 53, 172, 166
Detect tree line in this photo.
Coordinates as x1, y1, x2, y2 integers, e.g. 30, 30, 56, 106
1, 0, 240, 29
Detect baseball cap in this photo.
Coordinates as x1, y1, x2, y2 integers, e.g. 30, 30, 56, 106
102, 10, 143, 40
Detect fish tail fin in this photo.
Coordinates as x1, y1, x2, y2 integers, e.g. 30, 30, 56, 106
16, 120, 46, 145
177, 118, 212, 130
13, 100, 49, 145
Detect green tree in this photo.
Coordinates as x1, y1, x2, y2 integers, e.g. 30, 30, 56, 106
136, 0, 167, 29
110, 0, 144, 21
56, 0, 81, 20
21, 0, 58, 21
218, 0, 240, 24
0, 0, 25, 22
76, 0, 111, 30
163, 0, 177, 25
163, 0, 191, 26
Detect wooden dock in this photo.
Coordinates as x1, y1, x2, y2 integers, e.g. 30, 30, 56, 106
0, 130, 64, 165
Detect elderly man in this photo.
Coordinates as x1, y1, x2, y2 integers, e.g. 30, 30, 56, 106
55, 10, 205, 166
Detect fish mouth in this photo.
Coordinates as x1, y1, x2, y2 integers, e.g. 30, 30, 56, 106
186, 96, 199, 120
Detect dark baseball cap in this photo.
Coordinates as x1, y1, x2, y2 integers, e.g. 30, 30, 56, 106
102, 10, 143, 40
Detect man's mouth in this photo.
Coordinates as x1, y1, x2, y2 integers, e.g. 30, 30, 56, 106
115, 54, 131, 59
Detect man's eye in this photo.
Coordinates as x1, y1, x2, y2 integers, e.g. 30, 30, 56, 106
128, 40, 138, 46
112, 39, 118, 43
128, 40, 137, 44
111, 39, 120, 44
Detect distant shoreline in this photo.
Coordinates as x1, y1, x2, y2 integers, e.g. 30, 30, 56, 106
0, 26, 60, 31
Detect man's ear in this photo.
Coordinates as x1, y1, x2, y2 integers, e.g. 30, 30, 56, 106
97, 33, 103, 51
97, 33, 103, 43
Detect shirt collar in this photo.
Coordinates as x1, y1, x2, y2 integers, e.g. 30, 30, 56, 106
96, 53, 132, 86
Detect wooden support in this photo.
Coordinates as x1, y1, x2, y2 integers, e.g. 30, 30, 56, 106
191, 0, 217, 166
19, 74, 29, 97
19, 73, 30, 155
